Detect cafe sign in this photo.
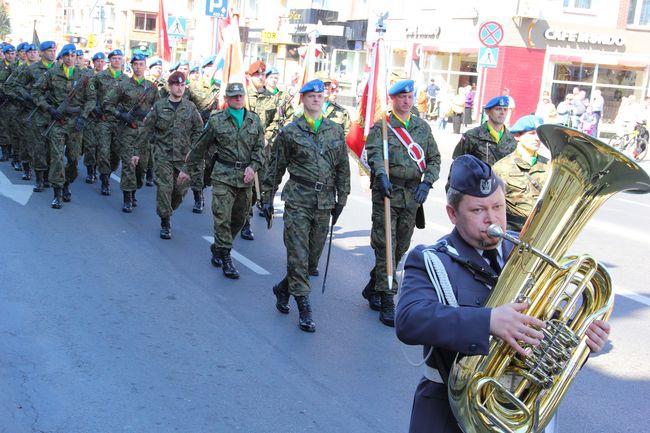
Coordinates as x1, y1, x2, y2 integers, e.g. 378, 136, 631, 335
544, 28, 624, 47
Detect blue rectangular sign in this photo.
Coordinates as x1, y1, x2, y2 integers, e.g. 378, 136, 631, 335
206, 0, 228, 17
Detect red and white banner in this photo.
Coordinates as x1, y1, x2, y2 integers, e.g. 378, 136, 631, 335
157, 0, 171, 62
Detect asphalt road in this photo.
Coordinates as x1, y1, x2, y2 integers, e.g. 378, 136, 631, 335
1, 131, 649, 433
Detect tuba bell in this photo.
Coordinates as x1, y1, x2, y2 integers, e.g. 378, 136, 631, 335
448, 125, 650, 433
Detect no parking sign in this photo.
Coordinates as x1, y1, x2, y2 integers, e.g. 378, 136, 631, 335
478, 21, 504, 47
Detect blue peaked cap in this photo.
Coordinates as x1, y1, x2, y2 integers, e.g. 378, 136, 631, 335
510, 115, 544, 134
446, 155, 501, 198
389, 79, 415, 96
484, 95, 510, 109
300, 79, 325, 94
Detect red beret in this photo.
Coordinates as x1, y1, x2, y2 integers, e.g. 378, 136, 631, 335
168, 71, 186, 85
247, 60, 266, 75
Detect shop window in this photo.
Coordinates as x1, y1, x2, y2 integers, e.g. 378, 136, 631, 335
553, 62, 595, 83
627, 0, 650, 26
563, 0, 592, 8
422, 52, 447, 70
597, 66, 643, 87
134, 12, 157, 32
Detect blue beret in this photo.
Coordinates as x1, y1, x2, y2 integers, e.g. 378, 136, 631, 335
108, 49, 123, 58
169, 61, 179, 72
39, 41, 56, 51
130, 53, 146, 63
201, 55, 216, 68
510, 115, 544, 134
59, 44, 76, 57
265, 67, 279, 76
484, 95, 510, 109
92, 52, 106, 61
190, 65, 199, 73
16, 42, 28, 52
25, 44, 38, 52
447, 155, 501, 198
148, 58, 162, 68
300, 79, 325, 94
75, 50, 84, 56
2, 44, 15, 53
389, 79, 415, 96
178, 59, 189, 66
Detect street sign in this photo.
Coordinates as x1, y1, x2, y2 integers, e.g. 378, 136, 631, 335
167, 16, 187, 38
478, 47, 499, 68
205, 0, 228, 17
478, 21, 504, 47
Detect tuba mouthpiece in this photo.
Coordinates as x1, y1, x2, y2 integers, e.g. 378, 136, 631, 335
487, 224, 504, 238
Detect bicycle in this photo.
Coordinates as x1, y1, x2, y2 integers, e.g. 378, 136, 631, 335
608, 121, 648, 162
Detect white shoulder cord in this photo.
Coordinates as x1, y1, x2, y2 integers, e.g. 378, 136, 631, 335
400, 247, 459, 367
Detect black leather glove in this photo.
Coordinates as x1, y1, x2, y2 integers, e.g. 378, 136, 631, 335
376, 173, 393, 198
262, 203, 274, 229
331, 203, 345, 225
414, 182, 432, 204
75, 116, 88, 132
47, 106, 64, 121
93, 105, 102, 116
117, 111, 136, 124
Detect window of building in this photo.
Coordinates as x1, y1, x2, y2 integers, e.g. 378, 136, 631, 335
563, 0, 592, 9
134, 12, 157, 32
627, 0, 650, 26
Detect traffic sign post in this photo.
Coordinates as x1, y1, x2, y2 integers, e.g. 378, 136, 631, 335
478, 21, 504, 48
167, 16, 187, 38
478, 47, 499, 68
206, 0, 228, 17
477, 21, 504, 122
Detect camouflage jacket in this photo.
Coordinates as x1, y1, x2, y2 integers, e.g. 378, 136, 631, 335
0, 59, 16, 87
188, 77, 220, 112
492, 152, 549, 230
247, 84, 277, 134
186, 109, 264, 188
92, 68, 125, 117
323, 101, 351, 137
138, 97, 204, 161
32, 64, 96, 120
6, 60, 52, 102
366, 113, 441, 208
265, 91, 297, 141
104, 75, 158, 125
3, 61, 33, 107
453, 122, 517, 166
263, 115, 351, 209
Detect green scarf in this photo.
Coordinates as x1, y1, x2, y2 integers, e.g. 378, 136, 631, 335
109, 66, 122, 79
62, 65, 75, 79
227, 107, 245, 128
304, 113, 323, 133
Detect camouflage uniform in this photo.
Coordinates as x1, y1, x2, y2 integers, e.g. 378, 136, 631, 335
188, 76, 220, 193
452, 122, 517, 165
79, 67, 101, 179
492, 153, 549, 231
94, 68, 124, 189
262, 115, 351, 297
366, 113, 441, 295
323, 101, 351, 136
4, 61, 33, 171
32, 64, 96, 191
0, 60, 17, 162
104, 75, 158, 194
186, 109, 264, 257
138, 96, 203, 219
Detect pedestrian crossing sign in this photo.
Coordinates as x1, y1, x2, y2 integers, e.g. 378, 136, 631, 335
167, 16, 187, 38
478, 47, 499, 68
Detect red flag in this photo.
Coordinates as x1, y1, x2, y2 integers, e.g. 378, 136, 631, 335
346, 38, 388, 173
157, 0, 171, 62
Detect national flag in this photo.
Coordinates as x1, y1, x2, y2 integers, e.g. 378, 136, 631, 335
32, 21, 40, 46
291, 39, 320, 111
157, 0, 171, 62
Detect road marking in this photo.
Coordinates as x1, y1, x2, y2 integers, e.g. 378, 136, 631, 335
202, 236, 270, 275
615, 286, 650, 307
614, 198, 650, 209
111, 173, 121, 182
0, 169, 33, 205
586, 218, 650, 246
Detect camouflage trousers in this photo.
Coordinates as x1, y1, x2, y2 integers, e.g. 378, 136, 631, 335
117, 125, 148, 192
97, 120, 121, 175
211, 180, 252, 253
4, 105, 22, 161
370, 190, 418, 295
48, 121, 82, 188
82, 118, 99, 167
29, 114, 51, 171
154, 158, 189, 219
13, 108, 33, 163
283, 203, 331, 297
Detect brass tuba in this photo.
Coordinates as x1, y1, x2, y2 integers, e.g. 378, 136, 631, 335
448, 125, 650, 433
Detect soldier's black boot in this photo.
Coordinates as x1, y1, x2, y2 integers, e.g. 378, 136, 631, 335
240, 216, 254, 240
62, 182, 72, 202
100, 174, 110, 195
210, 243, 222, 267
22, 162, 32, 180
43, 170, 51, 189
85, 165, 94, 183
221, 251, 240, 279
308, 265, 319, 276
160, 217, 172, 240
131, 190, 137, 207
192, 189, 203, 213
0, 146, 8, 161
51, 187, 62, 209
122, 191, 133, 213
145, 168, 154, 186
295, 296, 316, 332
272, 277, 290, 314
33, 170, 44, 192
379, 292, 395, 327
12, 158, 21, 171
361, 267, 381, 311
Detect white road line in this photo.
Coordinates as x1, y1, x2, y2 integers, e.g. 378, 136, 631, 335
586, 218, 650, 246
202, 236, 270, 275
614, 198, 650, 209
615, 286, 650, 307
110, 173, 121, 182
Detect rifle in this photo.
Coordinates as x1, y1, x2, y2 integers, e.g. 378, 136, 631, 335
199, 91, 220, 123
23, 91, 48, 125
121, 78, 159, 129
0, 69, 20, 109
42, 77, 90, 137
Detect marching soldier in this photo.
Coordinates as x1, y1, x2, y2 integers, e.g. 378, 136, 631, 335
364, 79, 441, 327
104, 53, 158, 212
81, 52, 107, 184
136, 71, 203, 239
95, 49, 126, 196
322, 77, 351, 136
452, 95, 517, 165
0, 44, 17, 163
145, 57, 168, 186
262, 79, 350, 333
492, 115, 549, 231
179, 82, 264, 279
187, 55, 220, 214
9, 41, 58, 191
32, 43, 96, 208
